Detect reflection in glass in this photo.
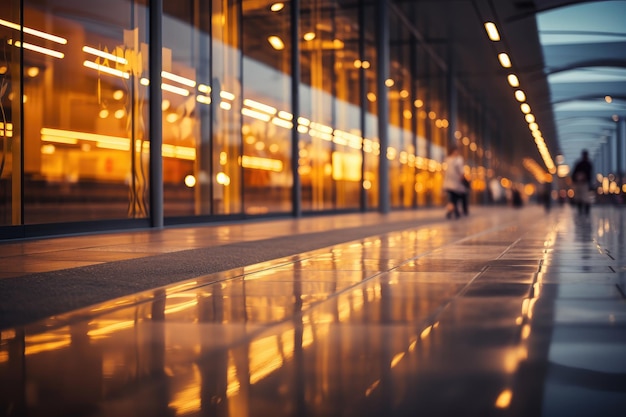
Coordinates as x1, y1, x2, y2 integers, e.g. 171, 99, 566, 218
0, 1, 21, 226
0, 0, 494, 232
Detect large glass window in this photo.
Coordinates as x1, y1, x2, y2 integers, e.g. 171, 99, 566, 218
0, 1, 21, 226
161, 0, 243, 218
388, 12, 414, 209
363, 2, 378, 210
5, 0, 150, 224
211, 0, 242, 215
160, 2, 212, 217
331, 1, 362, 210
241, 0, 292, 215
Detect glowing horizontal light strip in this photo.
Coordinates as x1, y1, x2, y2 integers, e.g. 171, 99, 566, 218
41, 135, 78, 145
83, 60, 129, 79
198, 84, 211, 93
82, 46, 127, 64
162, 70, 196, 87
243, 98, 277, 115
220, 101, 232, 110
334, 129, 363, 149
278, 111, 293, 120
271, 117, 293, 129
196, 95, 211, 105
96, 141, 129, 151
0, 18, 67, 44
9, 39, 64, 59
161, 83, 190, 96
242, 107, 271, 122
309, 122, 333, 134
41, 128, 128, 146
242, 155, 283, 172
41, 127, 196, 160
220, 91, 235, 101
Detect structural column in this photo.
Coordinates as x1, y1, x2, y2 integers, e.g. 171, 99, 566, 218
291, 0, 302, 217
376, 0, 390, 213
616, 117, 626, 186
447, 46, 457, 149
149, 0, 163, 228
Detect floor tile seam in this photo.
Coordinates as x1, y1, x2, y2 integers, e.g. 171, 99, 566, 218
550, 222, 619, 269
422, 219, 556, 338
255, 216, 545, 335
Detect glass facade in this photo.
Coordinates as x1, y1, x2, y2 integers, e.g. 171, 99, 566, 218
0, 0, 493, 239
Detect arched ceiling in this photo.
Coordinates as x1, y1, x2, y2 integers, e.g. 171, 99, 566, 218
396, 0, 626, 177
534, 0, 626, 168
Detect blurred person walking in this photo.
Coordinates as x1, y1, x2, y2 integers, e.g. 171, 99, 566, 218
443, 145, 466, 219
571, 149, 593, 215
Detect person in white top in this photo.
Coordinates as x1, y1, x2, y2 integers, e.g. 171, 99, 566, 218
443, 146, 466, 219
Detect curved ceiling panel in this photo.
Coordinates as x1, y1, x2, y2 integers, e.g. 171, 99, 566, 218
536, 0, 626, 169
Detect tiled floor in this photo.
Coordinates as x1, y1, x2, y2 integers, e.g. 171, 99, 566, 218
1, 205, 625, 416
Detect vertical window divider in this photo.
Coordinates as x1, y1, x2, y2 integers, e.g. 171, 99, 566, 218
291, 0, 302, 217
149, 0, 164, 228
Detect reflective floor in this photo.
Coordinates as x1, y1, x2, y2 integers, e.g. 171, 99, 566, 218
1, 205, 626, 416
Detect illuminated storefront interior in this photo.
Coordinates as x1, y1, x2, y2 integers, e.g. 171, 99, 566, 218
0, 0, 500, 238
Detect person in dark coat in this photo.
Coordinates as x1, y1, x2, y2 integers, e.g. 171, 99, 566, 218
571, 149, 593, 215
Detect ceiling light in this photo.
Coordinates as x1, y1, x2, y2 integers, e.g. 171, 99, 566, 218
268, 36, 285, 50
10, 39, 64, 59
26, 67, 39, 77
0, 18, 67, 44
303, 32, 316, 41
270, 3, 284, 12
484, 22, 500, 41
514, 90, 526, 102
520, 103, 531, 114
525, 114, 535, 123
83, 46, 127, 65
498, 53, 511, 68
507, 74, 519, 87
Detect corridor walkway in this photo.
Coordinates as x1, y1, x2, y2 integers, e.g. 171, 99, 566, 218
1, 204, 625, 416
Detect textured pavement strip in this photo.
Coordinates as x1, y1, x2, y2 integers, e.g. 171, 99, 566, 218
0, 206, 556, 330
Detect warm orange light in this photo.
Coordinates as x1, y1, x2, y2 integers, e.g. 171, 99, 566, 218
507, 74, 519, 87
498, 53, 511, 68
267, 36, 285, 50
484, 22, 500, 41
